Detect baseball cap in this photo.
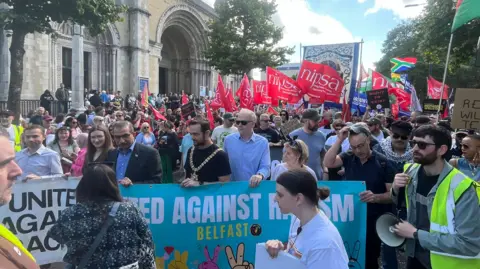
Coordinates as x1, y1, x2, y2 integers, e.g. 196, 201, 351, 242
42, 115, 54, 121
223, 113, 235, 120
367, 117, 382, 126
0, 110, 14, 117
302, 109, 321, 121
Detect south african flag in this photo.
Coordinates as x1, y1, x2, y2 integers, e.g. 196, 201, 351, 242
390, 57, 417, 73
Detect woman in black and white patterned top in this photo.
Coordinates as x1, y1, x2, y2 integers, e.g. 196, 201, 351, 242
47, 164, 155, 269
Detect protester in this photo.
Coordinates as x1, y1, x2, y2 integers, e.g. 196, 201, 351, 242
368, 117, 387, 142
181, 120, 231, 186
289, 109, 326, 180
392, 125, 480, 269
280, 110, 289, 123
47, 126, 80, 173
265, 169, 349, 269
157, 121, 181, 170
271, 138, 317, 181
135, 122, 156, 147
83, 125, 113, 172
70, 133, 88, 177
255, 113, 281, 146
16, 125, 63, 180
107, 121, 162, 185
0, 129, 40, 268
0, 110, 23, 152
324, 123, 395, 269
324, 119, 348, 181
224, 109, 270, 187
449, 134, 480, 182
211, 112, 238, 149
47, 164, 156, 269
179, 123, 194, 167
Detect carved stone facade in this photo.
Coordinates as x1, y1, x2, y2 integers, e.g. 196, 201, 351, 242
0, 0, 219, 100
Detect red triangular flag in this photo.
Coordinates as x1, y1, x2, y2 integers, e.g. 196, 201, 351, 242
148, 104, 167, 121
236, 74, 254, 110
267, 106, 279, 115
181, 93, 189, 105
204, 101, 215, 130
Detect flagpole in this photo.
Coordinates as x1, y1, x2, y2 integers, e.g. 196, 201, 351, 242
436, 33, 454, 119
299, 43, 302, 63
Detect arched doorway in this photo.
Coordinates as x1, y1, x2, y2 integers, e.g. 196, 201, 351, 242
156, 6, 211, 96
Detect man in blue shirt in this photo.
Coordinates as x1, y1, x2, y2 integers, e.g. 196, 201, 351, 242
224, 109, 270, 187
289, 109, 326, 180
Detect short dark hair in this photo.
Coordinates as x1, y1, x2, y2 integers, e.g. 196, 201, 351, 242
94, 106, 105, 114
113, 120, 134, 133
277, 169, 330, 206
390, 120, 413, 134
189, 120, 211, 133
24, 124, 45, 134
76, 164, 122, 203
412, 125, 452, 153
214, 117, 223, 125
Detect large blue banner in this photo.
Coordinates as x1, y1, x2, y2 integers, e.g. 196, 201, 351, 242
120, 181, 367, 269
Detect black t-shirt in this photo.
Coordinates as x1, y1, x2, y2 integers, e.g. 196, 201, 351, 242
184, 144, 231, 183
254, 127, 280, 143
340, 151, 395, 217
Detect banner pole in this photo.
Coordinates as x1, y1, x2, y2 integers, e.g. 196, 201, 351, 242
436, 33, 454, 120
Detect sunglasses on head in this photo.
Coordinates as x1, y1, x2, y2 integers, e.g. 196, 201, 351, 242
236, 120, 251, 126
392, 133, 409, 140
409, 140, 437, 150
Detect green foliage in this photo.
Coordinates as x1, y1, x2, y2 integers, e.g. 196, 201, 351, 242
291, 74, 297, 80
0, 0, 126, 35
204, 0, 294, 76
375, 0, 480, 101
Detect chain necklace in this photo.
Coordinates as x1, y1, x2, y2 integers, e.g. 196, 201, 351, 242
189, 146, 222, 182
468, 161, 479, 177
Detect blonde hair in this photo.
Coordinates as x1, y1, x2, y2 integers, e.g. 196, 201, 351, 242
285, 139, 309, 165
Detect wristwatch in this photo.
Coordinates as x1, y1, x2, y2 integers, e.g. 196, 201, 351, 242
257, 173, 264, 180
413, 229, 419, 241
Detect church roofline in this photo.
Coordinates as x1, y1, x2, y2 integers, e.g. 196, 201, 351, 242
190, 0, 217, 18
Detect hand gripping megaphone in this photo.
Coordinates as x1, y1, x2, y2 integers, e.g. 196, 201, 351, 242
376, 186, 407, 247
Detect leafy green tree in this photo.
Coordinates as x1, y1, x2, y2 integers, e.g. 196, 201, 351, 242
0, 0, 125, 118
205, 0, 294, 76
375, 0, 480, 101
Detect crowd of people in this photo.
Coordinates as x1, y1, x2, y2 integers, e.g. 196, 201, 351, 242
0, 90, 479, 269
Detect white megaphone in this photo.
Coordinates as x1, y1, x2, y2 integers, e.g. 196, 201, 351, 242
375, 213, 406, 247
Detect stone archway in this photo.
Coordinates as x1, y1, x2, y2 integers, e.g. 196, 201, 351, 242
156, 4, 211, 95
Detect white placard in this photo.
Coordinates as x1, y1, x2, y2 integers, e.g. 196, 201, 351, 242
254, 243, 306, 269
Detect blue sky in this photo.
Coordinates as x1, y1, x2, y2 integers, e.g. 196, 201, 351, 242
203, 0, 427, 70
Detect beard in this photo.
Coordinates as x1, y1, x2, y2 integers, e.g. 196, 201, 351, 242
413, 151, 437, 165
308, 123, 319, 132
193, 139, 205, 147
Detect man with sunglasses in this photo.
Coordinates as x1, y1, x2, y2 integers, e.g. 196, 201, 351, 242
224, 109, 270, 187
254, 113, 281, 146
324, 123, 395, 269
391, 125, 480, 269
211, 113, 238, 149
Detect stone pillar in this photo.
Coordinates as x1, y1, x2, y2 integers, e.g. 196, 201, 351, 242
71, 24, 85, 111
0, 29, 11, 102
128, 0, 150, 94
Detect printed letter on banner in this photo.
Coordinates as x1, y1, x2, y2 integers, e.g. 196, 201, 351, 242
297, 60, 345, 103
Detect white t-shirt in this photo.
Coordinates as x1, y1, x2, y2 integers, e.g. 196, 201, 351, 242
287, 211, 349, 269
211, 126, 238, 148
271, 163, 317, 181
373, 131, 385, 142
325, 135, 350, 153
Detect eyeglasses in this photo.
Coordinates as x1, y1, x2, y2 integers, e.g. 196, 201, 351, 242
350, 139, 368, 151
392, 133, 409, 140
235, 120, 251, 126
409, 140, 437, 150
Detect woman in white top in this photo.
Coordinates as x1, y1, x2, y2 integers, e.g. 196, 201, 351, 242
266, 169, 349, 269
270, 138, 317, 181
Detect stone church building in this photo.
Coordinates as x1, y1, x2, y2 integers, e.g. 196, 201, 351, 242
0, 0, 238, 103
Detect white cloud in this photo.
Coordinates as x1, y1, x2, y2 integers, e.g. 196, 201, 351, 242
358, 0, 368, 3
365, 0, 427, 19
361, 40, 383, 71
202, 0, 215, 7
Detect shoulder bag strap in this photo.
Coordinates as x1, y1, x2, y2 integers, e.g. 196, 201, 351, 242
76, 202, 121, 269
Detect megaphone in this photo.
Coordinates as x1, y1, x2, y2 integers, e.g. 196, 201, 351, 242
376, 213, 406, 247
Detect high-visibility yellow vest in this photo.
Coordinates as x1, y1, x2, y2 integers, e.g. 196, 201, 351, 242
0, 224, 36, 262
404, 164, 480, 268
13, 125, 23, 152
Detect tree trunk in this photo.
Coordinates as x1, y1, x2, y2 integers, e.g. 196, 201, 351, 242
7, 29, 26, 125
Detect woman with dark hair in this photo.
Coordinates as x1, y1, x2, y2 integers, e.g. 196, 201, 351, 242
265, 169, 348, 268
54, 113, 65, 127
65, 117, 82, 139
83, 125, 113, 173
47, 126, 79, 173
47, 165, 155, 268
280, 110, 289, 123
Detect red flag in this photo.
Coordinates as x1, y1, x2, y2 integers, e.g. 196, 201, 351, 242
267, 106, 279, 115
204, 101, 215, 130
181, 93, 189, 105
142, 84, 149, 107
148, 104, 167, 121
266, 67, 303, 105
236, 74, 254, 110
226, 87, 238, 112
297, 60, 344, 103
388, 87, 411, 111
391, 102, 399, 119
372, 70, 394, 90
210, 87, 224, 109
357, 64, 368, 88
217, 75, 234, 112
253, 80, 271, 104
342, 92, 351, 122
427, 76, 449, 99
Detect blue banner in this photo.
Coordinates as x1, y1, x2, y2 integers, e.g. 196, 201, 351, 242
120, 181, 367, 269
352, 90, 368, 114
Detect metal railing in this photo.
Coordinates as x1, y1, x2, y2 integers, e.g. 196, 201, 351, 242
0, 100, 71, 117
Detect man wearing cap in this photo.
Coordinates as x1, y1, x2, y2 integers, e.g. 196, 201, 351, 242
42, 115, 53, 134
0, 110, 24, 152
212, 113, 238, 149
368, 117, 388, 142
324, 123, 395, 269
289, 108, 327, 180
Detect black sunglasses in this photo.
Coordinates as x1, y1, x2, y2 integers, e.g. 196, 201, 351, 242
392, 133, 409, 140
410, 140, 437, 150
236, 120, 251, 126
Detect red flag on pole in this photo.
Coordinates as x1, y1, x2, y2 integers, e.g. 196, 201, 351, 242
217, 75, 234, 112
226, 87, 238, 112
253, 80, 271, 104
266, 67, 303, 104
148, 104, 167, 121
236, 74, 254, 110
204, 101, 215, 130
267, 106, 279, 115
297, 60, 344, 103
427, 76, 449, 99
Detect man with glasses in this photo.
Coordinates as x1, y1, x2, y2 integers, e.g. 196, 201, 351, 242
212, 113, 238, 149
324, 123, 395, 269
290, 109, 327, 180
224, 109, 270, 187
254, 113, 281, 146
391, 125, 480, 269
